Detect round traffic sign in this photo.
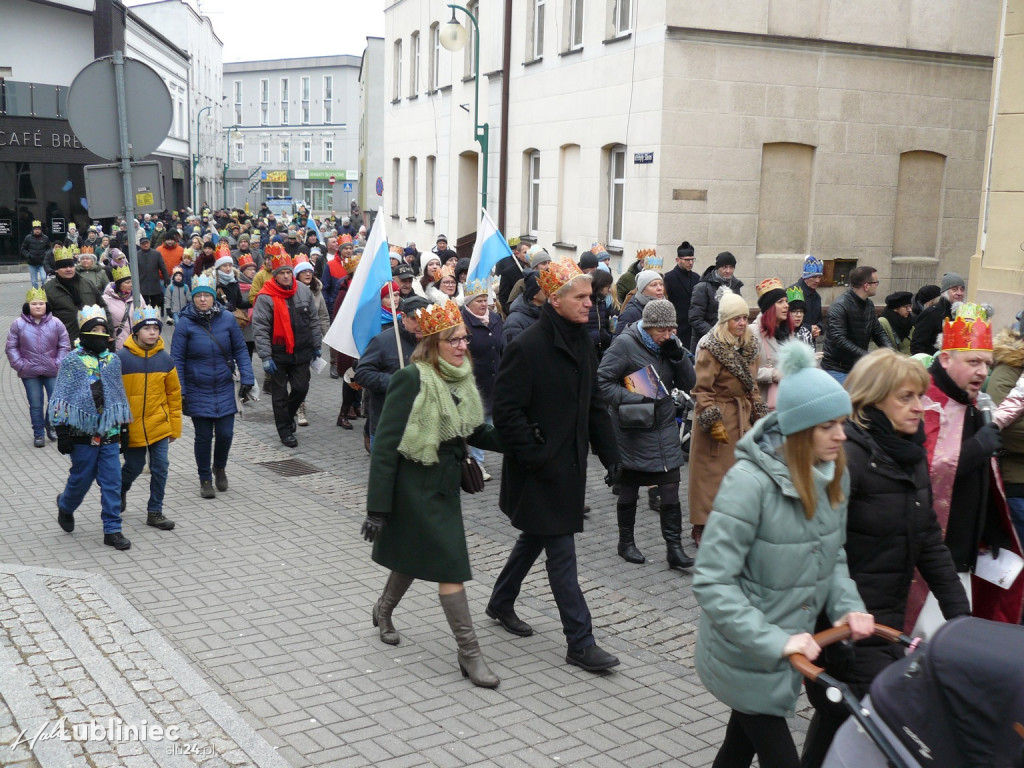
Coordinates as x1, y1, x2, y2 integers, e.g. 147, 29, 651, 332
375, 177, 384, 197
66, 57, 172, 161
329, 175, 336, 185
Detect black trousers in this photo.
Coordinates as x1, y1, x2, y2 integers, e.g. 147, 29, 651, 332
488, 532, 593, 652
271, 361, 310, 436
143, 293, 164, 315
712, 710, 799, 768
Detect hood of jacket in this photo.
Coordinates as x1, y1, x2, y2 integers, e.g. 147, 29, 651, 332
993, 327, 1024, 369
123, 334, 166, 358
698, 265, 743, 291
733, 411, 799, 499
509, 294, 541, 319
102, 281, 130, 303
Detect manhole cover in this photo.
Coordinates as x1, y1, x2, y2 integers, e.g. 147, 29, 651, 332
257, 459, 321, 477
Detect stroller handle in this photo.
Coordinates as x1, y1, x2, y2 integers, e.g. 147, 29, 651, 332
789, 623, 907, 681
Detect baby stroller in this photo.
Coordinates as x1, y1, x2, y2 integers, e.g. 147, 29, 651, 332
672, 388, 694, 462
791, 617, 1024, 768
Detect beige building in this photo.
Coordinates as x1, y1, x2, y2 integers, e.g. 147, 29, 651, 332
384, 0, 999, 304
973, 0, 1024, 323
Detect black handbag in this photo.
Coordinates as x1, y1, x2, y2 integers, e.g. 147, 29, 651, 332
460, 438, 485, 494
618, 401, 656, 429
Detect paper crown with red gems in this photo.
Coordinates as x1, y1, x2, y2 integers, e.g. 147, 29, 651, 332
415, 300, 464, 336
941, 303, 992, 352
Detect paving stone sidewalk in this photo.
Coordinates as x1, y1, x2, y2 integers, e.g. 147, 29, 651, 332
0, 276, 814, 766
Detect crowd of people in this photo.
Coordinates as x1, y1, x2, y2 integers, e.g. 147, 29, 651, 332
10, 208, 1024, 764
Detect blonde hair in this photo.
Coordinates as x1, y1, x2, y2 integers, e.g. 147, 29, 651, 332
783, 427, 846, 519
845, 348, 929, 428
711, 318, 753, 348
410, 322, 471, 371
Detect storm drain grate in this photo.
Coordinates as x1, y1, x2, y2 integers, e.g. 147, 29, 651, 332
257, 458, 321, 477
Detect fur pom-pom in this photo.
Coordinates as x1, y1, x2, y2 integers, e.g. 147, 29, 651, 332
776, 339, 817, 379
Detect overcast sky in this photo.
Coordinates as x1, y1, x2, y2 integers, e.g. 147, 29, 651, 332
126, 0, 386, 62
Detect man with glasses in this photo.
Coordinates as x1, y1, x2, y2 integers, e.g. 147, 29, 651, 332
664, 241, 700, 347
822, 265, 892, 384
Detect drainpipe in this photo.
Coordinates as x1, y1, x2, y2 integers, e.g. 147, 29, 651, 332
498, 0, 512, 235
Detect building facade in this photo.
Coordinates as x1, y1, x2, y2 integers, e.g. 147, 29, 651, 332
384, 0, 1000, 304
359, 38, 386, 217
221, 56, 363, 217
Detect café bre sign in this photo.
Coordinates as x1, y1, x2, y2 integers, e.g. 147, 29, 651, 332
0, 128, 86, 149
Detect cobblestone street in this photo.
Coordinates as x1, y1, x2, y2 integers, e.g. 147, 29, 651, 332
0, 274, 813, 766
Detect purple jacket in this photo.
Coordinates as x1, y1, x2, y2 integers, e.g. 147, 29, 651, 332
6, 312, 71, 378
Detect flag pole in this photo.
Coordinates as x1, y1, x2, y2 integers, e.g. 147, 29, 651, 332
387, 281, 405, 368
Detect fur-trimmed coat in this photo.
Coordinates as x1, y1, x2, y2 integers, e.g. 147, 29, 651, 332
990, 328, 1024, 487
688, 331, 766, 525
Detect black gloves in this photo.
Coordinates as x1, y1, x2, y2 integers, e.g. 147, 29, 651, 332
974, 423, 1002, 456
238, 384, 253, 402
57, 432, 73, 456
361, 514, 386, 543
604, 462, 622, 487
662, 339, 684, 362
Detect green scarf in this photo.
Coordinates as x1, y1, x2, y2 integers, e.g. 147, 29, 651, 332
398, 359, 484, 465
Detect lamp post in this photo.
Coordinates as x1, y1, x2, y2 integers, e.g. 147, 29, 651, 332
193, 105, 211, 209
439, 4, 488, 211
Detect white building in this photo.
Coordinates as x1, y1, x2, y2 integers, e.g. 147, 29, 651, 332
358, 38, 386, 217
384, 0, 1000, 301
129, 0, 224, 210
221, 56, 363, 217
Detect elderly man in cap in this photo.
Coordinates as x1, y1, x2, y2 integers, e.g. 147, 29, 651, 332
45, 247, 110, 342
912, 272, 967, 356
688, 251, 744, 351
21, 220, 51, 288
488, 258, 623, 672
789, 255, 825, 340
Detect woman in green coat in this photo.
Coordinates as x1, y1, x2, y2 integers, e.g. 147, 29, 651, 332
360, 301, 503, 688
693, 341, 874, 768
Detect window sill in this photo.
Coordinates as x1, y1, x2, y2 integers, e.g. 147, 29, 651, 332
559, 47, 583, 58
407, 94, 418, 101
391, 214, 400, 220
462, 75, 478, 83
602, 32, 632, 45
607, 245, 624, 255
523, 57, 543, 68
424, 219, 435, 225
552, 241, 577, 251
406, 216, 417, 222
390, 98, 401, 105
438, 84, 452, 93
520, 234, 537, 244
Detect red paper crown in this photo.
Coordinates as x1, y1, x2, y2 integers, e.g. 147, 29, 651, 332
270, 252, 293, 272
216, 241, 231, 258
237, 253, 255, 269
264, 242, 284, 258
415, 300, 464, 336
941, 304, 992, 352
339, 234, 354, 245
538, 258, 584, 297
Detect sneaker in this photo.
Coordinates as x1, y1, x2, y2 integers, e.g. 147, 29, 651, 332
566, 644, 620, 672
103, 532, 131, 550
45, 425, 57, 442
200, 479, 216, 499
482, 470, 492, 482
297, 404, 309, 427
281, 433, 298, 448
33, 436, 45, 448
56, 494, 74, 532
146, 512, 175, 531
214, 468, 228, 492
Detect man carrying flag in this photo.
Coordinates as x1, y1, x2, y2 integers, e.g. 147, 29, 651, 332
465, 209, 514, 286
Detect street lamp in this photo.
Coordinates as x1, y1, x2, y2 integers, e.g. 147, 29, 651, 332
193, 104, 212, 210
439, 4, 489, 211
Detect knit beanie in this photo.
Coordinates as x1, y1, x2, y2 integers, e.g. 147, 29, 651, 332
578, 252, 599, 270
635, 270, 663, 295
677, 241, 695, 258
717, 291, 749, 324
715, 251, 737, 269
528, 246, 551, 269
774, 341, 851, 436
215, 255, 234, 270
522, 271, 543, 302
941, 272, 965, 293
801, 255, 824, 278
915, 284, 941, 305
293, 260, 313, 277
641, 299, 677, 329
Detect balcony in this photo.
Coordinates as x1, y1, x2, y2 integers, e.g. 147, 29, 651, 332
0, 80, 69, 119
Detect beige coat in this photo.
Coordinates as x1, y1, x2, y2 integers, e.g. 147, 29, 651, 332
688, 332, 766, 525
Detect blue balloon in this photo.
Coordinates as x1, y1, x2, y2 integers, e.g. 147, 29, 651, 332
61, 180, 73, 192
80, 198, 89, 210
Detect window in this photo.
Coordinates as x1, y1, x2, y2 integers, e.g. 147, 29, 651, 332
428, 23, 440, 91
323, 75, 333, 123
755, 143, 814, 255
410, 32, 421, 97
232, 80, 242, 125
426, 155, 436, 220
280, 140, 290, 164
280, 78, 289, 124
301, 76, 310, 125
302, 141, 311, 163
323, 140, 333, 164
392, 158, 400, 214
527, 151, 541, 236
260, 79, 269, 125
466, 2, 479, 76
302, 182, 331, 212
613, 0, 631, 35
607, 145, 625, 246
533, 0, 545, 59
393, 40, 403, 101
261, 141, 269, 163
568, 0, 584, 49
262, 181, 289, 199
408, 157, 418, 217
557, 144, 580, 243
234, 140, 244, 164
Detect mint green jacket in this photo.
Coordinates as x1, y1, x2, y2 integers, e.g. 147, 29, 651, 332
693, 413, 865, 717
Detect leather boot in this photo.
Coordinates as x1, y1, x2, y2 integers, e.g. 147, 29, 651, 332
661, 503, 695, 569
372, 572, 414, 645
616, 500, 645, 564
439, 590, 499, 688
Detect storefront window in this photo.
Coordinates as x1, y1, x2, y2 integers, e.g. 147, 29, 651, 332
302, 181, 332, 213
0, 161, 89, 261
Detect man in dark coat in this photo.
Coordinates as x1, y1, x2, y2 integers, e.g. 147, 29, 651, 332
788, 255, 824, 340
432, 234, 459, 264
822, 266, 892, 383
687, 251, 743, 352
663, 241, 700, 344
44, 248, 109, 342
911, 272, 965, 355
495, 241, 530, 315
21, 220, 51, 288
136, 236, 170, 317
487, 261, 623, 672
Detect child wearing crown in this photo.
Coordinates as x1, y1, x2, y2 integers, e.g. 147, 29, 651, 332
50, 306, 134, 551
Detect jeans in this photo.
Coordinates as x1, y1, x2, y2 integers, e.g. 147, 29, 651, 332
28, 265, 45, 289
469, 413, 493, 465
825, 370, 847, 385
271, 362, 311, 435
1007, 496, 1024, 556
192, 415, 234, 481
489, 532, 594, 652
22, 376, 56, 438
121, 438, 170, 513
59, 442, 123, 533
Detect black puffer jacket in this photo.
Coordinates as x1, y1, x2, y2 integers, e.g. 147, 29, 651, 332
596, 323, 695, 473
21, 233, 51, 267
910, 296, 953, 355
614, 293, 653, 337
587, 293, 612, 356
821, 289, 891, 373
503, 295, 541, 343
353, 325, 418, 434
687, 267, 743, 351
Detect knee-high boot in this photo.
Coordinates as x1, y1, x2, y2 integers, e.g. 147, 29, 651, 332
660, 503, 695, 569
616, 500, 645, 564
372, 572, 414, 645
439, 590, 499, 688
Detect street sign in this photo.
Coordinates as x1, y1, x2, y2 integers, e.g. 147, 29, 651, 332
342, 182, 353, 192
83, 162, 164, 218
66, 57, 172, 161
329, 175, 336, 185
634, 152, 654, 164
375, 177, 383, 197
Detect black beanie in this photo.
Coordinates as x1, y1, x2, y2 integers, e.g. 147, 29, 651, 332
677, 241, 695, 258
715, 251, 736, 268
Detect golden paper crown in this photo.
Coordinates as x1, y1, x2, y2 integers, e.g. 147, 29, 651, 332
343, 252, 360, 273
32, 220, 42, 228
339, 234, 354, 245
53, 245, 76, 264
390, 245, 404, 256
941, 303, 993, 352
637, 248, 661, 270
508, 236, 521, 247
440, 264, 456, 280
415, 300, 464, 336
538, 258, 584, 297
591, 242, 607, 255
756, 277, 784, 298
25, 287, 47, 303
112, 265, 132, 283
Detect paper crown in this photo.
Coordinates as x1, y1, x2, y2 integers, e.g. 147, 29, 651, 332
111, 265, 132, 284
786, 285, 806, 305
237, 253, 255, 269
339, 234, 354, 245
941, 303, 993, 352
538, 257, 584, 297
390, 245, 404, 256
415, 300, 464, 336
440, 264, 456, 280
591, 242, 609, 256
25, 287, 47, 303
216, 241, 231, 258
263, 242, 285, 259
192, 274, 217, 293
32, 220, 42, 228
343, 252, 360, 273
508, 236, 521, 247
80, 246, 94, 256
636, 248, 662, 270
270, 252, 293, 273
53, 245, 76, 263
756, 278, 784, 298
131, 306, 162, 329
77, 304, 107, 332
802, 255, 824, 277
463, 278, 488, 299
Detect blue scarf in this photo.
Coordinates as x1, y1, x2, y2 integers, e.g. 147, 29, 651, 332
636, 321, 660, 354
50, 348, 132, 436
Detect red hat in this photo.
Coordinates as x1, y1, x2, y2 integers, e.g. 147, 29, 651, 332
380, 281, 400, 300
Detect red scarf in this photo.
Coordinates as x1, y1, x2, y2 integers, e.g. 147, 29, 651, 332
327, 254, 347, 280
259, 278, 298, 353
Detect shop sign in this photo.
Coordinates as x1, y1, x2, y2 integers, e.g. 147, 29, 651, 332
0, 220, 11, 236
0, 129, 84, 149
51, 219, 65, 235
264, 171, 288, 183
